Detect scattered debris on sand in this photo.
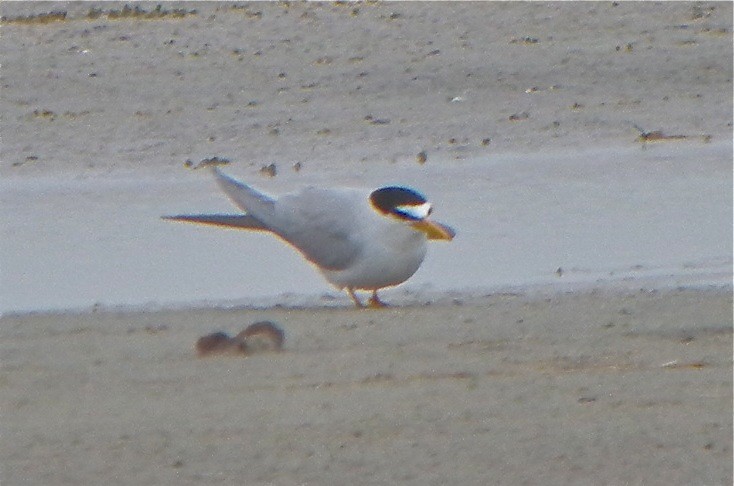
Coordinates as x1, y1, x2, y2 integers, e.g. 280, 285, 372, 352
196, 321, 285, 357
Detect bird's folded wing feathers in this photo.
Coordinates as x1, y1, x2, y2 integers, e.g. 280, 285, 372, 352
161, 214, 269, 231
164, 171, 361, 271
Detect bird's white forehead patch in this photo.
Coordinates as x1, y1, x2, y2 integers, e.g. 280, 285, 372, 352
396, 202, 432, 220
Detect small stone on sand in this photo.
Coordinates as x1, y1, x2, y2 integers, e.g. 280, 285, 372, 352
196, 331, 245, 357
235, 321, 285, 353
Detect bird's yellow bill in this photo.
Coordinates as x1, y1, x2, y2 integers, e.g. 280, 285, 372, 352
411, 219, 455, 240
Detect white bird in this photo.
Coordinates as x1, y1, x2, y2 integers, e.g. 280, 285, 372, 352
163, 166, 455, 308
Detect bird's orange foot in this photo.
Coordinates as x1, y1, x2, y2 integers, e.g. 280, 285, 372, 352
347, 289, 388, 309
367, 291, 387, 309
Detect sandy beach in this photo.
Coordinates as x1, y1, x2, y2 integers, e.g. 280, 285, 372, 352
1, 2, 732, 485
2, 289, 732, 485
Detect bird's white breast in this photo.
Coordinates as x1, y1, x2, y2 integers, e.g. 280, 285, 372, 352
320, 194, 428, 290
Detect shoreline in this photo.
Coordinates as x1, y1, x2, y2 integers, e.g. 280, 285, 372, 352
2, 271, 731, 319
1, 2, 732, 482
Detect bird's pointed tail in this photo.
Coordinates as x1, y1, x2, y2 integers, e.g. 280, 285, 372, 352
164, 159, 276, 230
210, 168, 276, 222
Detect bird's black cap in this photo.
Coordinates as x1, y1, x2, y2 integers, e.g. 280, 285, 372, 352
369, 186, 430, 221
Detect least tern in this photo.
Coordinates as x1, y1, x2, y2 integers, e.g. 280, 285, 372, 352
164, 166, 455, 308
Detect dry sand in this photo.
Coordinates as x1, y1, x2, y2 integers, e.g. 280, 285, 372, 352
2, 289, 732, 485
1, 1, 731, 176
1, 2, 733, 485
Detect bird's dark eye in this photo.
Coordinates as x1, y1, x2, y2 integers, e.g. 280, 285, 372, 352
370, 186, 428, 219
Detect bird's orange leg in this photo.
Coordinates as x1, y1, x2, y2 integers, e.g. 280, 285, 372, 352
367, 290, 387, 309
346, 288, 364, 308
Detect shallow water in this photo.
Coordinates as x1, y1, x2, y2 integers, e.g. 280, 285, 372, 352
1, 142, 731, 314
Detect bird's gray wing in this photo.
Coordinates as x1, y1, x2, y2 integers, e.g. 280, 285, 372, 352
269, 188, 363, 271
161, 214, 269, 231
